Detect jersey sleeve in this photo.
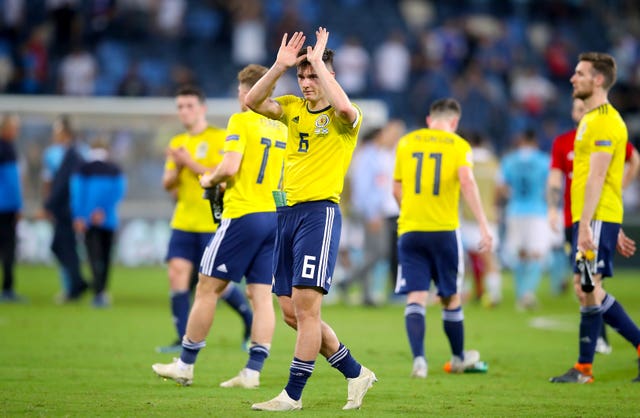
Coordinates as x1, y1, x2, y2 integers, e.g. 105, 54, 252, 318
550, 136, 564, 170
459, 140, 473, 169
589, 118, 617, 154
275, 95, 301, 125
223, 113, 247, 155
625, 141, 634, 161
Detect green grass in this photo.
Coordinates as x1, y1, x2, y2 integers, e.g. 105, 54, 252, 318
1, 265, 640, 417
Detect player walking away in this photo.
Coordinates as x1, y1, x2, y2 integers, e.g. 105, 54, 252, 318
393, 98, 492, 379
70, 138, 127, 307
459, 132, 502, 307
550, 52, 640, 384
498, 129, 551, 311
0, 114, 24, 302
245, 27, 377, 411
158, 85, 253, 353
151, 64, 287, 388
548, 97, 640, 353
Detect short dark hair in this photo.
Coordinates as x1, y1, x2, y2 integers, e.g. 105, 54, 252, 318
238, 64, 268, 87
578, 52, 617, 90
175, 85, 206, 103
429, 98, 462, 117
56, 114, 74, 137
297, 48, 335, 71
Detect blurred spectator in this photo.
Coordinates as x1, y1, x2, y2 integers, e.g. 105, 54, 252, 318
58, 43, 97, 95
19, 25, 49, 94
153, 0, 186, 38
46, 0, 80, 57
373, 30, 411, 120
334, 36, 370, 97
117, 61, 148, 97
510, 65, 556, 117
229, 0, 266, 66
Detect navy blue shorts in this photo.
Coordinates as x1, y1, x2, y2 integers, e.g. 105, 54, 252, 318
273, 201, 341, 296
166, 229, 213, 265
395, 230, 464, 298
199, 212, 276, 285
571, 220, 620, 278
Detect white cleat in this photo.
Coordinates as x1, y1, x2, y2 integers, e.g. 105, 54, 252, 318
411, 356, 428, 378
251, 389, 302, 411
343, 366, 377, 410
151, 358, 193, 386
220, 368, 260, 388
447, 350, 480, 373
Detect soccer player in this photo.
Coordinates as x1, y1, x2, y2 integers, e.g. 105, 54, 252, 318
459, 132, 502, 307
550, 52, 640, 383
393, 98, 492, 379
158, 85, 253, 353
498, 129, 551, 310
44, 115, 89, 302
0, 114, 23, 302
547, 98, 639, 353
245, 28, 377, 411
151, 64, 287, 387
70, 139, 127, 307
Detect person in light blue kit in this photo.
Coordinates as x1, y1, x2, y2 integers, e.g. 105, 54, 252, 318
498, 129, 551, 310
71, 138, 126, 307
0, 114, 24, 302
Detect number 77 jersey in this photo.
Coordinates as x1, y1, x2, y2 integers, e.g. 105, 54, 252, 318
221, 110, 288, 219
394, 128, 473, 236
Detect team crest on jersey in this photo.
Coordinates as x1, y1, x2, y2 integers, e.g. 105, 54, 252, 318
576, 122, 587, 141
314, 114, 330, 135
196, 142, 208, 159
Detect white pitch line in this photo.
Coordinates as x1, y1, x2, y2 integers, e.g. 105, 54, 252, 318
529, 315, 577, 332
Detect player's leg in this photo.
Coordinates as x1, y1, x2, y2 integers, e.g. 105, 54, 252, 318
0, 212, 21, 301
551, 221, 613, 383
152, 272, 229, 385
219, 283, 253, 349
220, 213, 279, 387
397, 232, 430, 378
437, 230, 483, 373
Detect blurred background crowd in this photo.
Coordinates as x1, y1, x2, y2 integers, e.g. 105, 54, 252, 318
2, 0, 640, 303
2, 0, 640, 149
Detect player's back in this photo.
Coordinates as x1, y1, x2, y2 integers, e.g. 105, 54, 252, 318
501, 147, 549, 217
395, 127, 472, 234
222, 111, 288, 219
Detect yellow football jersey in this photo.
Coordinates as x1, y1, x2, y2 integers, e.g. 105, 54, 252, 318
222, 110, 287, 218
276, 95, 361, 205
394, 128, 473, 235
165, 126, 225, 232
571, 103, 626, 224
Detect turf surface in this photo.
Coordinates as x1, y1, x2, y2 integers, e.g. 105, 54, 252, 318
1, 265, 639, 416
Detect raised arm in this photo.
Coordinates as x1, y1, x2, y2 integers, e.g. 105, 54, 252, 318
306, 27, 358, 125
245, 32, 306, 120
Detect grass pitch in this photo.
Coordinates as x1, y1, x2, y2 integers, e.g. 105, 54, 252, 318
1, 265, 639, 417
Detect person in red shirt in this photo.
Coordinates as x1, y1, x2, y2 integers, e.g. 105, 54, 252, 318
547, 98, 639, 354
